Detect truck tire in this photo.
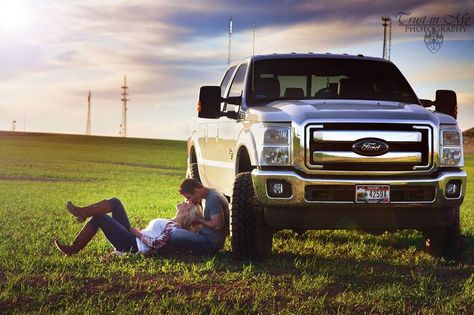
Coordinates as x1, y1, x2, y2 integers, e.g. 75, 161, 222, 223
187, 163, 201, 184
423, 206, 463, 259
231, 172, 273, 261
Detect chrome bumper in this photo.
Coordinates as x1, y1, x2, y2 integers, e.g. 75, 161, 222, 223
252, 169, 467, 207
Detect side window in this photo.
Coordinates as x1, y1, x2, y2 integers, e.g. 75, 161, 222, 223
220, 66, 236, 98
226, 64, 248, 112
228, 64, 248, 98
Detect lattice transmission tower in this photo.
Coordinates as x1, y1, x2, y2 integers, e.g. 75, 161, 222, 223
120, 75, 129, 137
382, 16, 392, 60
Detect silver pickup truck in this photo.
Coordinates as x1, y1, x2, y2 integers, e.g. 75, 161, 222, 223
187, 53, 467, 260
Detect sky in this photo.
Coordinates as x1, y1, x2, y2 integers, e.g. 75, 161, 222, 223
0, 0, 473, 140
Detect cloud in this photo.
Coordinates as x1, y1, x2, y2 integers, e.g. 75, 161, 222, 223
408, 61, 474, 83
0, 39, 47, 81
0, 0, 473, 139
457, 93, 474, 131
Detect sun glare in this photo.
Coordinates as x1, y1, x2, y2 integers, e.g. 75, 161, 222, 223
0, 0, 29, 33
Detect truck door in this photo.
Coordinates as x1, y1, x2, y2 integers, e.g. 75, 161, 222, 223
201, 66, 236, 189
215, 63, 248, 195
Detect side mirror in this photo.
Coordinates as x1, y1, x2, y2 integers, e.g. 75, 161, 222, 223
198, 86, 222, 119
419, 99, 434, 108
226, 95, 242, 105
435, 90, 457, 119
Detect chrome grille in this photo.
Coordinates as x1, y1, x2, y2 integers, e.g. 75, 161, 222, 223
305, 123, 432, 171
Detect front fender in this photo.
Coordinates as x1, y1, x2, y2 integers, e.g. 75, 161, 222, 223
235, 127, 258, 167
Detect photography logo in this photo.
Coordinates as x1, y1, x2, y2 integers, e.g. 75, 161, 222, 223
397, 11, 471, 53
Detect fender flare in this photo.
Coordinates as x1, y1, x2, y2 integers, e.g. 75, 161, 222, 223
235, 128, 258, 170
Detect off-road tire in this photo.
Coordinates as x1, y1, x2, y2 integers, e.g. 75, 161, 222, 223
423, 206, 463, 259
187, 163, 201, 184
231, 172, 273, 261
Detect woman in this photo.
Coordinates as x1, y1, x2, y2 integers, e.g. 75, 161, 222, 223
54, 197, 202, 255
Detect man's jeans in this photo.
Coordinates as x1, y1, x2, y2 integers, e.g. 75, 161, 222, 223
89, 197, 138, 252
169, 229, 218, 255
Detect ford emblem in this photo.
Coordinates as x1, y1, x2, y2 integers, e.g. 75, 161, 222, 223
352, 138, 389, 156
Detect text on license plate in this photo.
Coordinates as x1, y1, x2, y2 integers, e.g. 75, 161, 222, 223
356, 185, 390, 203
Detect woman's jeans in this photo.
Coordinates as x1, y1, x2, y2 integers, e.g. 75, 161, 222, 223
89, 198, 138, 252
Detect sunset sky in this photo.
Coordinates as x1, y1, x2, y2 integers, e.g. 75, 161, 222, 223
0, 0, 473, 140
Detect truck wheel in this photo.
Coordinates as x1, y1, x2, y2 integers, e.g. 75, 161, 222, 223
187, 163, 201, 184
423, 206, 463, 259
231, 172, 273, 261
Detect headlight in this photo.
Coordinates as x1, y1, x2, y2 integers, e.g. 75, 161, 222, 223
441, 130, 461, 146
264, 128, 290, 145
440, 127, 463, 167
253, 125, 291, 166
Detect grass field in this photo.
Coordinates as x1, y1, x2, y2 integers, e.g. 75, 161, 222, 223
0, 132, 473, 314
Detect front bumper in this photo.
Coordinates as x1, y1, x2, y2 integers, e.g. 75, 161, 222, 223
251, 169, 467, 229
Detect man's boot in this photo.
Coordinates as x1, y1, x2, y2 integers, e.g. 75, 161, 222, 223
67, 200, 111, 223
54, 221, 97, 255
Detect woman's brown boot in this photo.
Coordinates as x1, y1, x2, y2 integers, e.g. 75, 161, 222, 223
54, 222, 97, 255
67, 200, 111, 223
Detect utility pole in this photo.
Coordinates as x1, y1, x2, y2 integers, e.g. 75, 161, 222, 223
12, 120, 16, 131
86, 91, 91, 135
382, 16, 391, 60
228, 17, 233, 65
120, 75, 129, 137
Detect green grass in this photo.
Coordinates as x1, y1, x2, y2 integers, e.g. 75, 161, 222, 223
0, 131, 473, 314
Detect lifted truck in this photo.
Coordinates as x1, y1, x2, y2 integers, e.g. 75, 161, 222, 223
187, 53, 467, 260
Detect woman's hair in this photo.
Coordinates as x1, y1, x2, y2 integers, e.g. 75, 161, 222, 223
181, 204, 203, 230
179, 178, 203, 195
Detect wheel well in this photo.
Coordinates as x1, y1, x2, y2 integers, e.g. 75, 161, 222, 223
189, 146, 197, 164
236, 147, 253, 174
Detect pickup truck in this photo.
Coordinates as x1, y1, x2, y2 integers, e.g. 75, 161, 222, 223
187, 53, 467, 260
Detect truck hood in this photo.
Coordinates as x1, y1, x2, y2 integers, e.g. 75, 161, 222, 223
245, 99, 457, 126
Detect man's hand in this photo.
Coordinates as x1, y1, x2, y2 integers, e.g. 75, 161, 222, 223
129, 227, 142, 239
193, 212, 224, 231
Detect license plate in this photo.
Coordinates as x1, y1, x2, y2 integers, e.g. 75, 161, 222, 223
356, 185, 390, 203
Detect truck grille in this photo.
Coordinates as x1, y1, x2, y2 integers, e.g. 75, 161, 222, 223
305, 123, 432, 171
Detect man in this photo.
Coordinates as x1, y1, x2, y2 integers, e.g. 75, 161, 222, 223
169, 178, 229, 254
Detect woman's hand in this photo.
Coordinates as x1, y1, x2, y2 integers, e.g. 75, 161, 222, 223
129, 227, 142, 239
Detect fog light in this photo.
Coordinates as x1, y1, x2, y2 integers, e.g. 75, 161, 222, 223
267, 180, 292, 198
445, 180, 461, 198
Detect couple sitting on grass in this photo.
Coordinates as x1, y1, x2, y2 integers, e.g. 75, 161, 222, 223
54, 178, 229, 256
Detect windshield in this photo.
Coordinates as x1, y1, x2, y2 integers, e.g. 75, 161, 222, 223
247, 58, 419, 105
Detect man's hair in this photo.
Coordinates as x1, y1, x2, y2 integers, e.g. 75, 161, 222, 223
179, 178, 203, 194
